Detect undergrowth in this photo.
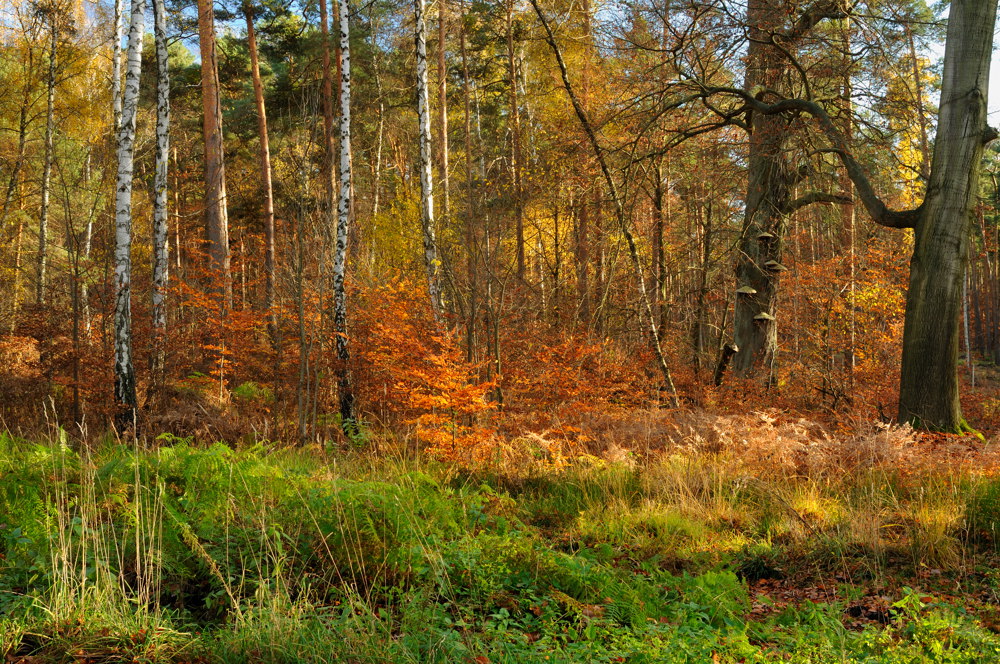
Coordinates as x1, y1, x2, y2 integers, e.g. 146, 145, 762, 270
3, 427, 1000, 663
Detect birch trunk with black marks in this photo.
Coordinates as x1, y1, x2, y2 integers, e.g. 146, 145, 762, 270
334, 0, 355, 426
114, 0, 146, 428
415, 0, 442, 314
112, 0, 124, 135
198, 0, 232, 309
151, 0, 170, 385
36, 14, 57, 305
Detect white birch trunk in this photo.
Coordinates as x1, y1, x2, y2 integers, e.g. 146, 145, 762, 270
114, 0, 146, 425
112, 0, 124, 134
152, 0, 170, 382
415, 0, 442, 314
334, 0, 355, 424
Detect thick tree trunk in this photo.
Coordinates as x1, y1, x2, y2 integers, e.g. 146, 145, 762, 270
415, 0, 442, 314
732, 0, 792, 380
36, 15, 57, 305
244, 2, 277, 343
197, 0, 232, 309
152, 0, 170, 385
114, 0, 146, 429
334, 0, 355, 426
898, 0, 997, 430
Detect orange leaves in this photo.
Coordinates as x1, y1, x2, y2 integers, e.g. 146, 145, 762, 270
353, 276, 497, 463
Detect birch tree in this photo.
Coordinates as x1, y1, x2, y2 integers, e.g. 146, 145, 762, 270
111, 0, 123, 134
415, 0, 442, 314
113, 0, 146, 427
151, 0, 170, 383
334, 0, 355, 426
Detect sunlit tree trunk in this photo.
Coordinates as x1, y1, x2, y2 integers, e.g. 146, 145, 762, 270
36, 12, 57, 305
731, 0, 791, 381
334, 0, 355, 426
897, 0, 997, 430
415, 0, 442, 314
114, 0, 146, 428
244, 1, 277, 343
111, 0, 124, 134
197, 0, 232, 308
151, 0, 170, 386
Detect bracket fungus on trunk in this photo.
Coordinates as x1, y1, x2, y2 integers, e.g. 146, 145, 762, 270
763, 260, 787, 273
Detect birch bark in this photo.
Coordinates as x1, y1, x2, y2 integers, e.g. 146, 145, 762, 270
415, 0, 442, 314
334, 0, 355, 425
114, 0, 146, 427
151, 0, 170, 384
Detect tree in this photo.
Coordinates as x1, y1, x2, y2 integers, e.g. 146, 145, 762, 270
242, 0, 276, 343
35, 2, 58, 304
151, 0, 170, 384
333, 0, 354, 427
113, 0, 146, 428
198, 0, 232, 308
415, 0, 442, 314
695, 0, 997, 430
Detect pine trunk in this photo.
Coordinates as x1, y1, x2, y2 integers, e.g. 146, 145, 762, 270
197, 0, 232, 309
244, 2, 277, 343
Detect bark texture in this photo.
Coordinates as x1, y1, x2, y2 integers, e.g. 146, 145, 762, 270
197, 0, 232, 308
415, 0, 442, 314
898, 0, 997, 430
114, 0, 146, 428
732, 0, 792, 379
152, 0, 170, 383
334, 0, 355, 425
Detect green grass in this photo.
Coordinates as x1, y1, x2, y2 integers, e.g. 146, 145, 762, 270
3, 431, 1000, 662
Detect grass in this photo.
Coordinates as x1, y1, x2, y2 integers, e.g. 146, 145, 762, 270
3, 426, 1000, 663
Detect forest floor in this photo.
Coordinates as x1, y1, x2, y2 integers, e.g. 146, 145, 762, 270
4, 417, 1000, 663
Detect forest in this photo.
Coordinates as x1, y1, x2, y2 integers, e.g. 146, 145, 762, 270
3, 0, 1000, 659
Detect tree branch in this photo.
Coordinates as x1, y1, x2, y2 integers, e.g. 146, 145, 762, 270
783, 191, 852, 214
